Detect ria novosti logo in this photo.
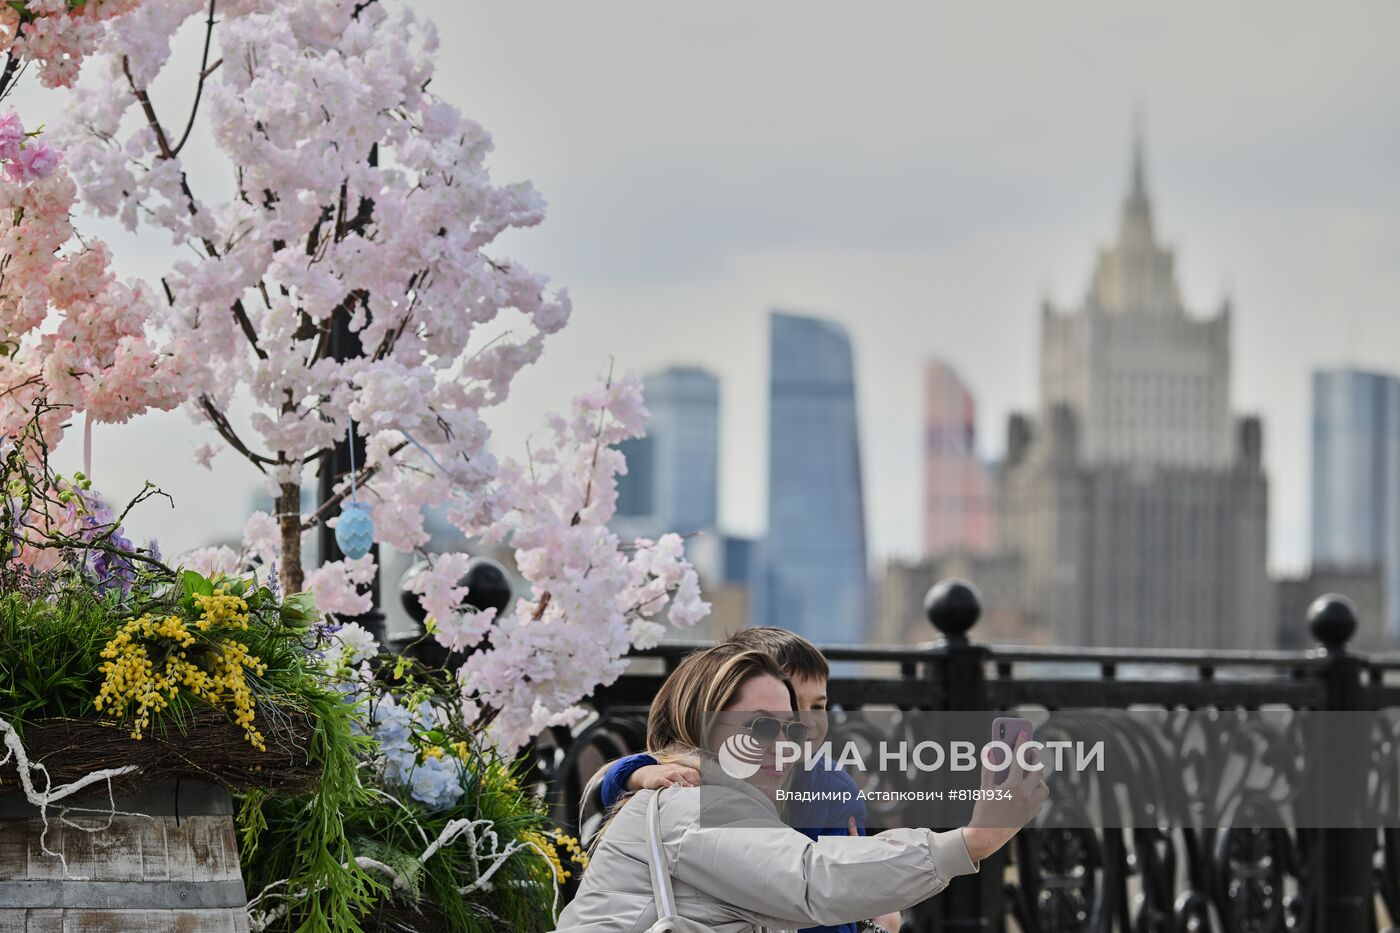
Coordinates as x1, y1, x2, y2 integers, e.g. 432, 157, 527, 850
718, 732, 768, 779
719, 736, 1100, 781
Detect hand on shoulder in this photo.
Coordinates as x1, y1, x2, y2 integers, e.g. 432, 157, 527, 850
628, 761, 702, 792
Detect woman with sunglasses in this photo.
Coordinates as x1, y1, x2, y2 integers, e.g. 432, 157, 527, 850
553, 643, 1048, 932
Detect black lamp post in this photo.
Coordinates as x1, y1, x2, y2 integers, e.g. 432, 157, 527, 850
316, 307, 386, 644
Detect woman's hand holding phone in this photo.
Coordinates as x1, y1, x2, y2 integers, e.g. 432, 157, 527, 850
960, 727, 1050, 864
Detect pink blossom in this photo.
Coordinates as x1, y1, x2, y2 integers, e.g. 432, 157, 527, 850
0, 10, 20, 47
4, 143, 62, 183
241, 511, 280, 566
1, 135, 181, 448
305, 557, 378, 618
175, 546, 242, 578
0, 113, 24, 162
3, 0, 141, 88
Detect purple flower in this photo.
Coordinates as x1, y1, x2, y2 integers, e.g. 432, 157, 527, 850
69, 487, 138, 594
314, 616, 344, 638
87, 522, 136, 594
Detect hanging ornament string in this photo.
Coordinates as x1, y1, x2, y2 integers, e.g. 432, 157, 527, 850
346, 420, 359, 505
334, 419, 375, 561
397, 428, 451, 476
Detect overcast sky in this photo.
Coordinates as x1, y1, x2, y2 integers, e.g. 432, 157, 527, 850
21, 1, 1400, 574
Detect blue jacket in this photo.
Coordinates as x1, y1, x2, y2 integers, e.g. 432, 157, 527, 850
599, 752, 869, 933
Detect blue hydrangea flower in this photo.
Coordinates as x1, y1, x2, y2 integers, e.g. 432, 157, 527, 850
408, 755, 466, 810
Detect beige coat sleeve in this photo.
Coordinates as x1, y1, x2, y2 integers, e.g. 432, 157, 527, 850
659, 786, 978, 928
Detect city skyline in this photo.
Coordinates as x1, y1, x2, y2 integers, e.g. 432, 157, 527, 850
18, 1, 1399, 583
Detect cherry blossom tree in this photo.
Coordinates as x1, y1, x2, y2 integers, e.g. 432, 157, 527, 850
52, 0, 708, 750
1, 0, 184, 449
59, 0, 570, 594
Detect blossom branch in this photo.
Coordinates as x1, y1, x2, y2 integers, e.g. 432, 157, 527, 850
300, 441, 408, 532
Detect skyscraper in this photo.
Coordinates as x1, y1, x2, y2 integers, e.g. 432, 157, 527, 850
997, 128, 1273, 649
614, 436, 655, 522
753, 311, 869, 643
1311, 368, 1400, 640
922, 359, 994, 557
615, 366, 720, 539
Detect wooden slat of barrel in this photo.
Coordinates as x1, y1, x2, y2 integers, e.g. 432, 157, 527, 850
0, 781, 249, 932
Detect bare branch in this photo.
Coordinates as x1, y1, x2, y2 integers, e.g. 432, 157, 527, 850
172, 0, 220, 156
199, 396, 275, 470
0, 52, 22, 101
122, 56, 176, 160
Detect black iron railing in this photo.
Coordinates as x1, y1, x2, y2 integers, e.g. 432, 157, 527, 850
530, 581, 1400, 933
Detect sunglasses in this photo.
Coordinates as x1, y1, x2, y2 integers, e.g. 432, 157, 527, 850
743, 716, 809, 745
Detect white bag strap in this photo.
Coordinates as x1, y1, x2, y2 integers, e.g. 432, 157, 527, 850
645, 788, 677, 919
644, 786, 770, 933
578, 765, 608, 848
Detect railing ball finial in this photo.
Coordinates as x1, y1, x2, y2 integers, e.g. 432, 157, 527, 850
925, 578, 982, 644
401, 557, 513, 623
399, 560, 432, 624
460, 557, 513, 615
1307, 592, 1357, 653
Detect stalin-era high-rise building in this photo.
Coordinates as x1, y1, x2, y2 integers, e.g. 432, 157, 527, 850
997, 130, 1273, 649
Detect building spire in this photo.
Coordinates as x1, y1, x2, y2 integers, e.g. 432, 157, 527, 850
1087, 109, 1181, 315
1130, 106, 1147, 201
1119, 107, 1153, 239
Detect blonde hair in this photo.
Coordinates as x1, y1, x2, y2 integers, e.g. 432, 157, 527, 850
584, 644, 796, 853
646, 644, 796, 759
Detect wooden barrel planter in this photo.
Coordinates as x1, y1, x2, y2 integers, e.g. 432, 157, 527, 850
0, 779, 249, 931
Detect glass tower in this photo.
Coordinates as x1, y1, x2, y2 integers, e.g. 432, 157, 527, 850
753, 311, 869, 643
615, 366, 720, 539
1311, 368, 1400, 639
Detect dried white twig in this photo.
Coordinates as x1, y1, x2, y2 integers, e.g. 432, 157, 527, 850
0, 714, 140, 879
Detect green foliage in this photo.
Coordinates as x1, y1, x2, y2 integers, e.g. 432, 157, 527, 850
2, 567, 381, 933
239, 658, 569, 933
0, 585, 116, 729
240, 687, 384, 933
2, 408, 381, 931
243, 748, 560, 933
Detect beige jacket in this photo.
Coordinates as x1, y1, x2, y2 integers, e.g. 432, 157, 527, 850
553, 765, 978, 933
